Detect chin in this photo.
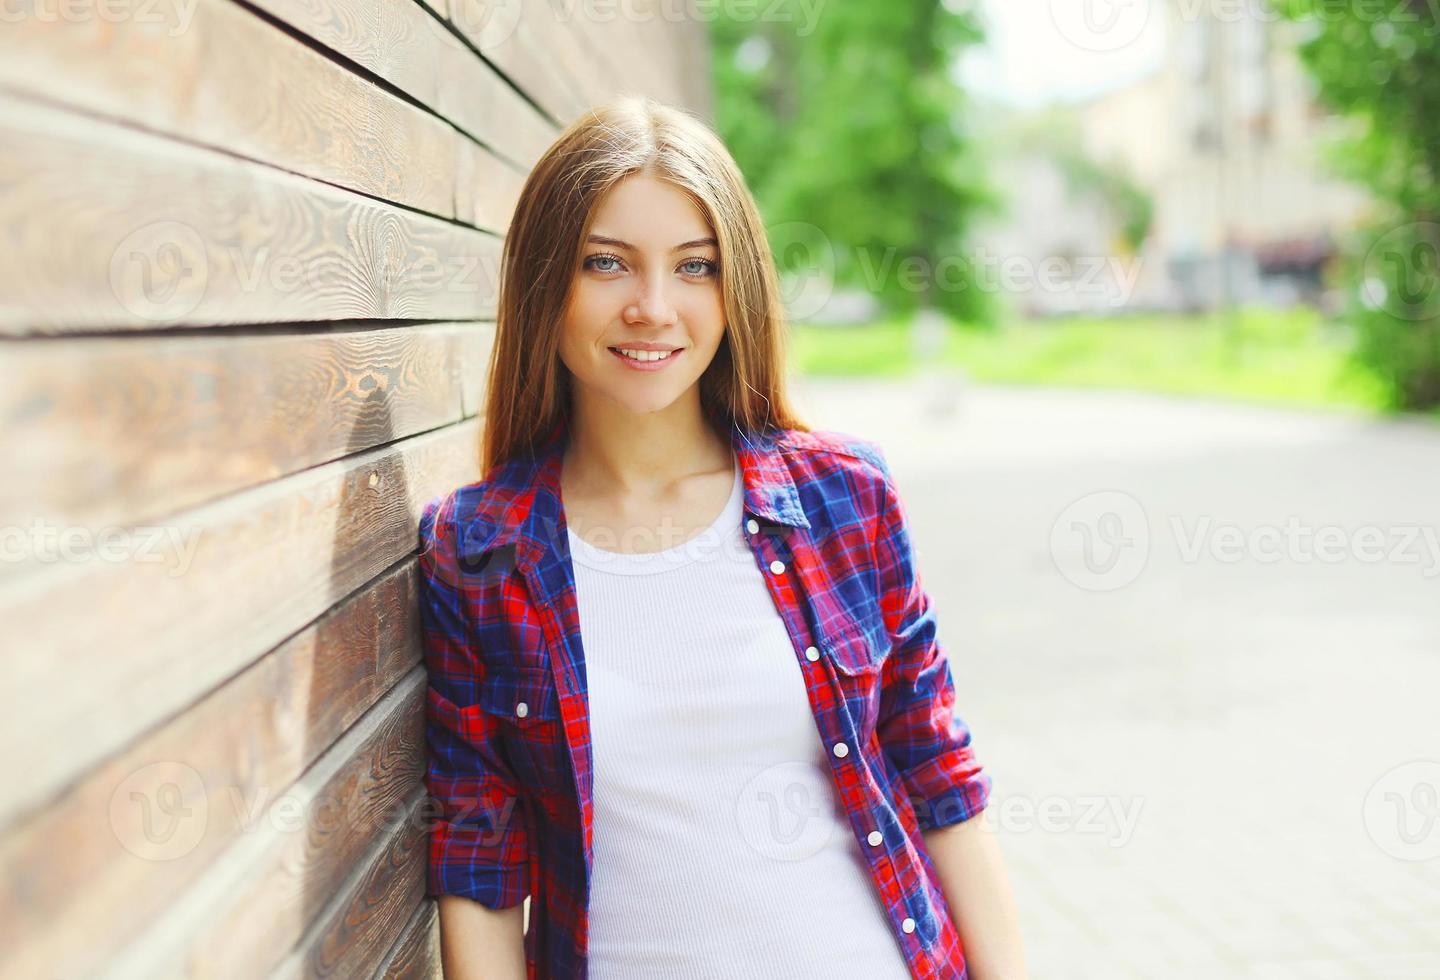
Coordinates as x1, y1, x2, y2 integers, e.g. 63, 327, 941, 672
607, 390, 685, 416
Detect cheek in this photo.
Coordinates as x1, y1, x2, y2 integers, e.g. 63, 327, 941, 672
683, 287, 726, 343
560, 287, 608, 347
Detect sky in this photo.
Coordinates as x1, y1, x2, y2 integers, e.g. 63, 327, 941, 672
954, 0, 1168, 106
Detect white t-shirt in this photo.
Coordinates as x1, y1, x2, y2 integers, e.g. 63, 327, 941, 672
566, 453, 912, 979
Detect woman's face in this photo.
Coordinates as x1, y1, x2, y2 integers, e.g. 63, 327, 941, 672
558, 173, 726, 419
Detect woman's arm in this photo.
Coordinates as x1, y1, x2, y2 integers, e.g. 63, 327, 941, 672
857, 441, 1027, 978
437, 896, 526, 980
419, 492, 534, 978
923, 814, 1028, 980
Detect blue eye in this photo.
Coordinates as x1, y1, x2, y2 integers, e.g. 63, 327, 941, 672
681, 258, 718, 278
586, 253, 623, 273
582, 253, 718, 278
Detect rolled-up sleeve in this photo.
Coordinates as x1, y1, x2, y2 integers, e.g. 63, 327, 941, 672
418, 491, 530, 908
867, 447, 992, 832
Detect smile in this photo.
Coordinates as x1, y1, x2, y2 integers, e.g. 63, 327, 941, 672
608, 347, 683, 371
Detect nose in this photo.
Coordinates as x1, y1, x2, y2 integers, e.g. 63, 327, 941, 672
624, 269, 678, 328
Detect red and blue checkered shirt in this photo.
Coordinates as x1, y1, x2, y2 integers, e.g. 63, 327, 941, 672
418, 415, 992, 978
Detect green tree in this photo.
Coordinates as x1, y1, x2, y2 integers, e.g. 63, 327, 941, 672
711, 0, 995, 324
1275, 1, 1440, 409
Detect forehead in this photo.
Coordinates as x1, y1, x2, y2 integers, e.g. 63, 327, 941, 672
588, 173, 714, 244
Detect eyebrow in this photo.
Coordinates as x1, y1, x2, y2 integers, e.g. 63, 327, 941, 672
586, 235, 718, 251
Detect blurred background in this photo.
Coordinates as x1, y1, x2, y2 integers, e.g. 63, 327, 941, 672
3, 0, 1437, 977
715, 0, 1438, 418
709, 2, 1440, 977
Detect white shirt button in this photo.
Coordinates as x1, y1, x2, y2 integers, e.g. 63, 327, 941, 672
867, 830, 883, 846
832, 741, 849, 758
746, 518, 759, 534
902, 917, 916, 934
804, 645, 820, 661
515, 701, 529, 718
769, 559, 785, 574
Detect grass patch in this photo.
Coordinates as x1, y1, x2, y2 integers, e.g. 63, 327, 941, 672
793, 308, 1395, 413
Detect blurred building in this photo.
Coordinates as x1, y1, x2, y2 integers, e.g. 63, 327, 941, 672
1077, 5, 1372, 312
978, 4, 1373, 317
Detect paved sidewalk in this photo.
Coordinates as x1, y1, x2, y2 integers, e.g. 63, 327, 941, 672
795, 376, 1440, 979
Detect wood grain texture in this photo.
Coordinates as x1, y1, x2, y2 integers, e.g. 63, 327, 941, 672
108, 677, 430, 978
0, 563, 423, 979
0, 419, 479, 829
372, 900, 442, 980
0, 3, 713, 973
0, 0, 458, 219
0, 323, 494, 534
448, 0, 594, 123
245, 0, 559, 164
0, 92, 501, 334
271, 786, 431, 980
455, 131, 527, 233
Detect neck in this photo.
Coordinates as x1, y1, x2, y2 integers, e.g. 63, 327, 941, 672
561, 393, 732, 500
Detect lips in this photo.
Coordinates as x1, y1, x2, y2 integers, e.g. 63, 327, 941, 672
608, 346, 683, 371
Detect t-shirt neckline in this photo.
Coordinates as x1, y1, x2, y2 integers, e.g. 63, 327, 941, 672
566, 455, 743, 576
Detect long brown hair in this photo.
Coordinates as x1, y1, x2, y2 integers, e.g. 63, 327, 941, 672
478, 95, 810, 477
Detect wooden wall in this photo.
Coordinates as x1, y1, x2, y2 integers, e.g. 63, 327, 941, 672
0, 2, 709, 975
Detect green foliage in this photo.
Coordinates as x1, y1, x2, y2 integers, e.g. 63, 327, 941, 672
711, 0, 996, 323
1343, 222, 1440, 407
1273, 0, 1440, 409
792, 309, 1393, 412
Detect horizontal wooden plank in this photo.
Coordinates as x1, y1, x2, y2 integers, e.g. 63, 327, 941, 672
272, 787, 430, 980
449, 0, 595, 122
451, 0, 714, 131
106, 673, 428, 978
247, 0, 558, 166
373, 900, 441, 980
0, 0, 457, 219
550, 0, 673, 107
0, 92, 501, 334
0, 418, 479, 828
0, 322, 493, 535
0, 562, 423, 979
455, 132, 527, 234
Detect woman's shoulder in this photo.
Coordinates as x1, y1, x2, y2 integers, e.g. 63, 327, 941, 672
773, 426, 894, 484
417, 476, 503, 561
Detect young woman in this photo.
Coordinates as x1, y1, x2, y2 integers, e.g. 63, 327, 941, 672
418, 96, 1026, 980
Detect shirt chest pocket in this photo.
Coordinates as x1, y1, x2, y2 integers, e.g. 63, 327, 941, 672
819, 619, 890, 736
476, 663, 567, 796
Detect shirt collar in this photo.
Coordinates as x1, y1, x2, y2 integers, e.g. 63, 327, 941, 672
455, 415, 810, 571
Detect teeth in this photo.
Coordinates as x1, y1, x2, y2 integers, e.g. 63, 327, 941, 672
615, 348, 674, 362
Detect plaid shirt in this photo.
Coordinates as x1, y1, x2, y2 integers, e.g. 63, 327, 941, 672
418, 415, 992, 979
